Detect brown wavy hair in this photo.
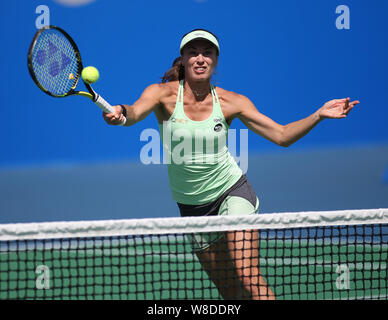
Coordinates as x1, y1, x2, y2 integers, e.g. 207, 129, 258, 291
160, 57, 185, 83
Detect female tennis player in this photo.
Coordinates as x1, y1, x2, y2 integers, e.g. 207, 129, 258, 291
103, 29, 359, 300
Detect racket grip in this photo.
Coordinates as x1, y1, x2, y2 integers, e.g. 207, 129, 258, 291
95, 95, 127, 126
94, 94, 115, 113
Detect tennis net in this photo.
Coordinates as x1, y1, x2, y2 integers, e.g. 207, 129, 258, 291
0, 209, 387, 300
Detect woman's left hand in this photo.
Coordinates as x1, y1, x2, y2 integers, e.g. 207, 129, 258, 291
318, 98, 360, 119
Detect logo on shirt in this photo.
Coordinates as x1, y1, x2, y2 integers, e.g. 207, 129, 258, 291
214, 123, 223, 132
171, 117, 188, 124
213, 117, 222, 123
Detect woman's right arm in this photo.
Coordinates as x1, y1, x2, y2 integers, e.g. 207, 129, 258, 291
103, 83, 163, 126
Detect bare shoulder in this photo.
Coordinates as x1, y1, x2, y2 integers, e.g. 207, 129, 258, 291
141, 82, 179, 120
144, 81, 178, 99
137, 81, 169, 96
141, 82, 166, 97
217, 86, 252, 104
215, 86, 255, 117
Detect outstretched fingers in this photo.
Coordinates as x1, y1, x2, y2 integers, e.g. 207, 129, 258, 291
343, 99, 360, 115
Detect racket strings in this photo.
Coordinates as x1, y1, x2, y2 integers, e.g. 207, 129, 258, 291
31, 29, 79, 96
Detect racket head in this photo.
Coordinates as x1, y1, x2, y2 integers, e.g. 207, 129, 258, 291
27, 26, 85, 98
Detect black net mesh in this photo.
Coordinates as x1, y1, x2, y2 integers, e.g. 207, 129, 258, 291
1, 220, 386, 300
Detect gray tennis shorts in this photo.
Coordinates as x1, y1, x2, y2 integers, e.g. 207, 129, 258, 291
177, 175, 259, 252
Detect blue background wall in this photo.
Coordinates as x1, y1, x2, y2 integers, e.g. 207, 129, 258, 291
0, 0, 387, 223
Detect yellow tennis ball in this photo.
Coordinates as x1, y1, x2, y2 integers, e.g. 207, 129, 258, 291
81, 66, 99, 84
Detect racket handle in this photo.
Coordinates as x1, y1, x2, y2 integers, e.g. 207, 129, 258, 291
95, 94, 127, 126
94, 94, 115, 113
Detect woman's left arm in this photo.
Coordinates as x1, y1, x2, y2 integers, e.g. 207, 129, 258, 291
280, 98, 360, 147
236, 94, 359, 147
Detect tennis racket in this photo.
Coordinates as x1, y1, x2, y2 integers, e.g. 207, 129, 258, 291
27, 25, 123, 122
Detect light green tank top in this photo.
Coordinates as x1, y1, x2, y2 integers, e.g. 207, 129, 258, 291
158, 80, 242, 205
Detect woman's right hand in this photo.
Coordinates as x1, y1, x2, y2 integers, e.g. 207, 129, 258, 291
102, 105, 126, 125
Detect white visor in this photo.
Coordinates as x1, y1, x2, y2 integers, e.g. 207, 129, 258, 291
180, 30, 220, 55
